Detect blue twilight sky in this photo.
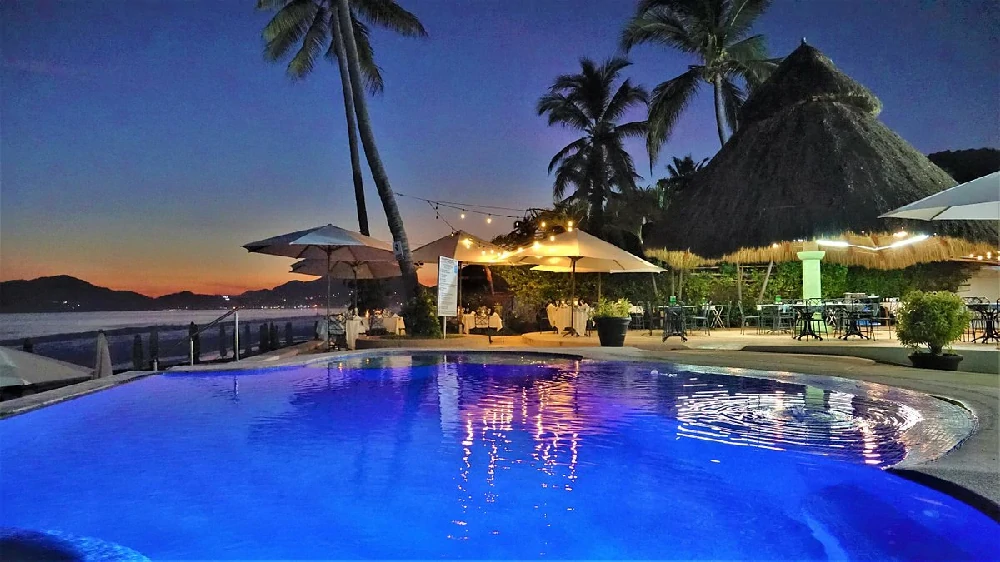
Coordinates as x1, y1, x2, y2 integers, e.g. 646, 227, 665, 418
2, 0, 997, 295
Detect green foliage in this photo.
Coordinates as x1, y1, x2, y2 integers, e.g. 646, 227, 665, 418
593, 298, 632, 318
896, 291, 972, 355
401, 287, 442, 338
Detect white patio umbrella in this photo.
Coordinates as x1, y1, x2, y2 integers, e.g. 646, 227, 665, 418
244, 224, 395, 322
511, 229, 664, 333
412, 231, 515, 310
290, 259, 402, 311
0, 347, 92, 388
880, 172, 1000, 221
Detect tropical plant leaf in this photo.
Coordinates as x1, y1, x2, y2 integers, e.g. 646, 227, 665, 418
720, 77, 745, 134
262, 0, 318, 62
646, 67, 701, 166
287, 5, 330, 79
353, 0, 428, 37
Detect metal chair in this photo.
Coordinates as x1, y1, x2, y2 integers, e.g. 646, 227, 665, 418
690, 302, 712, 335
738, 302, 760, 334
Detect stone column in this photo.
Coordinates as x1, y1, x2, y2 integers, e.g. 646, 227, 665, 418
797, 250, 826, 300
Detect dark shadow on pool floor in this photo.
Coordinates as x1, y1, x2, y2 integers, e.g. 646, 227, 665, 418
887, 469, 1000, 523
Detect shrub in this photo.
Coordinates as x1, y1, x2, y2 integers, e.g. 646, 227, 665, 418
402, 287, 443, 338
593, 298, 631, 318
896, 291, 971, 355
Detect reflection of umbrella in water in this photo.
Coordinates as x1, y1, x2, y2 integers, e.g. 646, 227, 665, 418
290, 259, 402, 311
244, 224, 395, 323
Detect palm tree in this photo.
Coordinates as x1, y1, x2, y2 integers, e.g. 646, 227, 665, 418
333, 0, 419, 304
259, 0, 426, 236
538, 57, 647, 235
621, 0, 778, 160
609, 154, 707, 241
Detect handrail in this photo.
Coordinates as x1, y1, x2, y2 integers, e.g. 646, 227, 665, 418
156, 307, 243, 369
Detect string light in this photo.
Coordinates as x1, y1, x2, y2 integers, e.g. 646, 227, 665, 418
549, 235, 556, 241
487, 215, 493, 224
541, 222, 546, 228
460, 213, 466, 219
567, 220, 573, 227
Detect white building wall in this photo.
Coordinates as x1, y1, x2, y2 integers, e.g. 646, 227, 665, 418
957, 266, 1000, 300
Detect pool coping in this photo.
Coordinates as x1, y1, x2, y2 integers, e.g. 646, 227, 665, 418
2, 345, 997, 520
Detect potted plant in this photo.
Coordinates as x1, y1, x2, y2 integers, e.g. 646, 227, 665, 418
896, 291, 972, 371
593, 298, 632, 347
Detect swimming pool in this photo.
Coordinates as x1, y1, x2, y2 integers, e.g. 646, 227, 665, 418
1, 353, 996, 559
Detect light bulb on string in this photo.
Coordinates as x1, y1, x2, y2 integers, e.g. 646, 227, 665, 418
486, 215, 493, 224
460, 212, 466, 219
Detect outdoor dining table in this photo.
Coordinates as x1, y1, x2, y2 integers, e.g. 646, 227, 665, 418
790, 303, 823, 341
345, 317, 368, 350
839, 302, 875, 340
968, 303, 1000, 344
550, 306, 589, 335
659, 305, 693, 342
460, 313, 503, 334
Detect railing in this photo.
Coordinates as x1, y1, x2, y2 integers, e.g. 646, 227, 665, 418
156, 307, 242, 370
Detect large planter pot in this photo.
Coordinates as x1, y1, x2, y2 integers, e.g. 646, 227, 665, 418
594, 317, 630, 347
908, 352, 963, 371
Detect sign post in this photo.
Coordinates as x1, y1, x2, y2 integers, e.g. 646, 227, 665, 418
437, 256, 459, 339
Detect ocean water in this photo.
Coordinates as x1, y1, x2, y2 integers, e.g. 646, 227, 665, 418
0, 309, 328, 341
0, 309, 330, 369
1, 353, 995, 560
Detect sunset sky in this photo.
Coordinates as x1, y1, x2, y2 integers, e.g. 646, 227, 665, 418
2, 0, 996, 296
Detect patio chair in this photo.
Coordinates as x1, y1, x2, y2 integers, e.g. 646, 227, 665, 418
690, 302, 712, 335
738, 302, 760, 335
329, 314, 347, 350
962, 297, 984, 342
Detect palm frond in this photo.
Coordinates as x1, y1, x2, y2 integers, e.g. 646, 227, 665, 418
256, 0, 291, 10
646, 67, 701, 166
353, 0, 428, 37
720, 76, 745, 134
615, 120, 648, 139
733, 56, 780, 90
724, 0, 772, 42
547, 137, 590, 173
262, 0, 318, 62
621, 7, 700, 54
603, 78, 648, 123
286, 5, 330, 79
537, 93, 592, 130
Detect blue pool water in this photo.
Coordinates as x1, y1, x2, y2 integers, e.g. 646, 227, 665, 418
1, 353, 996, 559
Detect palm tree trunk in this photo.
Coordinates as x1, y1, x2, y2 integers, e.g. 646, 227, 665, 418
713, 75, 726, 147
332, 14, 370, 237
335, 0, 419, 302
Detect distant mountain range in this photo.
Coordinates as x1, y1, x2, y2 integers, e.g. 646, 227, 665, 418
0, 275, 368, 313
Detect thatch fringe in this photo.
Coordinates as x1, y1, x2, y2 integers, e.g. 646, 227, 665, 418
644, 249, 716, 269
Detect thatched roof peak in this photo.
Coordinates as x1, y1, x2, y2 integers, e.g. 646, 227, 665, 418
739, 42, 882, 126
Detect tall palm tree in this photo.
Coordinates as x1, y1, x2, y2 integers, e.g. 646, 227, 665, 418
621, 0, 778, 160
538, 58, 647, 235
334, 0, 419, 303
259, 0, 426, 236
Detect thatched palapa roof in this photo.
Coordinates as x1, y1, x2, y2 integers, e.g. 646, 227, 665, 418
644, 42, 997, 269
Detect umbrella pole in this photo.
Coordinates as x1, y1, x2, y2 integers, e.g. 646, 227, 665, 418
568, 258, 578, 337
597, 272, 602, 302
353, 266, 359, 312
326, 249, 332, 349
